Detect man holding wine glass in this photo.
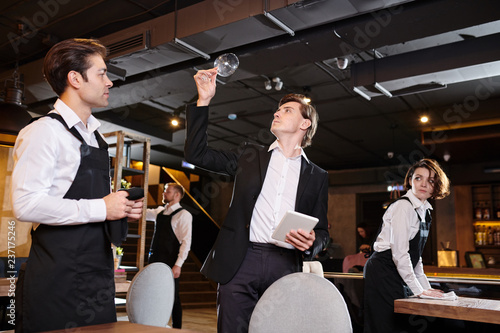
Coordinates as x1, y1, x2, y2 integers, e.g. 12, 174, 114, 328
184, 67, 329, 333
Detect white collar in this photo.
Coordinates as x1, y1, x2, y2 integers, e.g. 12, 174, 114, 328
165, 202, 182, 212
52, 99, 101, 133
405, 190, 433, 211
268, 140, 310, 163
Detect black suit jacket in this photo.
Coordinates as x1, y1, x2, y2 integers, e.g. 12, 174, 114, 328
184, 104, 329, 284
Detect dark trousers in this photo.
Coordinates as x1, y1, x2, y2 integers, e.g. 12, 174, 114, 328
172, 277, 182, 328
217, 242, 298, 333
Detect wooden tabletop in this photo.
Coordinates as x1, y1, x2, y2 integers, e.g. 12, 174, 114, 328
43, 321, 203, 332
394, 296, 500, 325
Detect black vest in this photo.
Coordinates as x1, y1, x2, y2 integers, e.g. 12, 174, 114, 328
148, 207, 184, 267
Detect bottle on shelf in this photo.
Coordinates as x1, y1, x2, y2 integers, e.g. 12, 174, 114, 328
474, 202, 483, 220
474, 225, 480, 246
481, 225, 486, 245
483, 201, 491, 220
496, 203, 500, 219
476, 224, 484, 245
488, 226, 494, 245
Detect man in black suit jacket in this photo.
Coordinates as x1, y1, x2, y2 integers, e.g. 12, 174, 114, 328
185, 68, 329, 333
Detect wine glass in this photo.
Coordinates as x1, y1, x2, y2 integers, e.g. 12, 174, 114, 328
214, 53, 239, 77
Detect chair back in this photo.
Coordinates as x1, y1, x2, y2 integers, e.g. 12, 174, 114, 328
249, 272, 352, 333
126, 262, 175, 327
302, 260, 324, 277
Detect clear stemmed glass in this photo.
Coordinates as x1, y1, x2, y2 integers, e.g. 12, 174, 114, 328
214, 53, 239, 77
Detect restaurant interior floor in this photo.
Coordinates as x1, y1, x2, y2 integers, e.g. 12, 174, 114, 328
117, 307, 217, 332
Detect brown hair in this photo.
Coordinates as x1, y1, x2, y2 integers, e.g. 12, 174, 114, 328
43, 38, 107, 96
404, 158, 450, 199
165, 182, 185, 199
278, 93, 319, 148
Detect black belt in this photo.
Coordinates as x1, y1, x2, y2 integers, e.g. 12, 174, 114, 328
249, 242, 295, 253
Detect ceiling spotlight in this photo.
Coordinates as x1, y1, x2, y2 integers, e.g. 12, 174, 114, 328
264, 79, 272, 90
302, 86, 312, 103
420, 115, 429, 123
443, 151, 451, 162
171, 118, 179, 126
228, 113, 237, 120
336, 57, 349, 70
273, 77, 283, 91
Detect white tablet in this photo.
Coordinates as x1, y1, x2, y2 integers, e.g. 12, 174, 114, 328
271, 210, 319, 242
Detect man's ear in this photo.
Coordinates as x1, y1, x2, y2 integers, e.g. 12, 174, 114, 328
67, 70, 81, 89
301, 118, 311, 130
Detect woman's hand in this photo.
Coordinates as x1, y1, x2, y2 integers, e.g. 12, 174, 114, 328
418, 289, 444, 298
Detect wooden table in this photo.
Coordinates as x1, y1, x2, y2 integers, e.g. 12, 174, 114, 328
394, 296, 500, 325
43, 321, 203, 332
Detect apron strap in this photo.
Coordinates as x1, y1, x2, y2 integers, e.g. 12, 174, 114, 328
33, 113, 108, 149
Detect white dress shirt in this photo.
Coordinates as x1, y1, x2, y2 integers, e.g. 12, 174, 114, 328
373, 190, 433, 295
11, 99, 107, 226
249, 140, 309, 249
146, 202, 193, 268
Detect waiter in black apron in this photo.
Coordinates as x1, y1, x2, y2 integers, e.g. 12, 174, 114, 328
147, 183, 192, 329
363, 159, 450, 333
11, 38, 143, 332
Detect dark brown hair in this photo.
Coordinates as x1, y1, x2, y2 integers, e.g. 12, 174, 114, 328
278, 93, 318, 148
404, 158, 450, 199
43, 38, 107, 96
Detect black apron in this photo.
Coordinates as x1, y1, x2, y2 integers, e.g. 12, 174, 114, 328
16, 114, 117, 332
363, 197, 432, 333
148, 208, 184, 266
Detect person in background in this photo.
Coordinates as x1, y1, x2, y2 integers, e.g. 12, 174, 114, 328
363, 158, 450, 333
184, 68, 329, 333
356, 222, 375, 247
342, 244, 371, 273
146, 182, 192, 329
11, 38, 143, 332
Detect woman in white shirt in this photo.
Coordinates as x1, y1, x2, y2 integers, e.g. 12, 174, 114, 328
363, 158, 450, 333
